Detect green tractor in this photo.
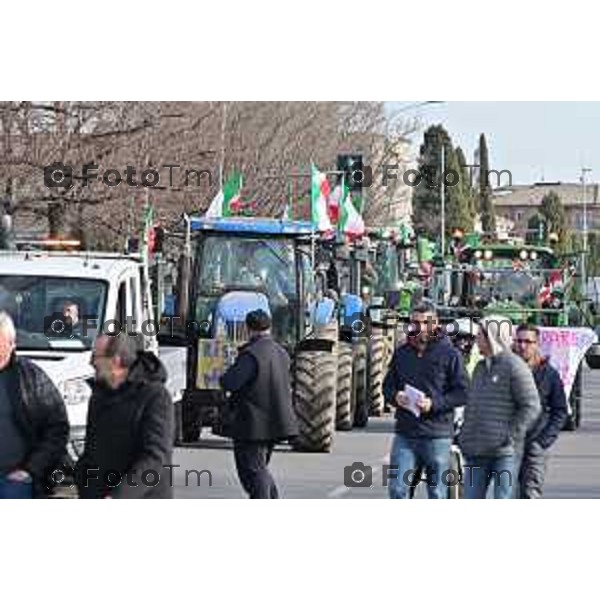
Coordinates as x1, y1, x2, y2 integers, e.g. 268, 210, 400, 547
365, 227, 426, 413
429, 238, 597, 430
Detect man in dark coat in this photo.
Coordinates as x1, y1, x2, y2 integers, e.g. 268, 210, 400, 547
0, 311, 69, 499
514, 323, 567, 498
220, 309, 298, 499
383, 304, 469, 499
77, 334, 174, 499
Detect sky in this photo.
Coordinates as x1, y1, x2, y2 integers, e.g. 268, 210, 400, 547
399, 101, 600, 186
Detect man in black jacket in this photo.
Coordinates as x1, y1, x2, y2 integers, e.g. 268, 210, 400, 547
515, 323, 568, 499
220, 309, 298, 499
382, 305, 469, 499
0, 311, 69, 499
77, 334, 174, 499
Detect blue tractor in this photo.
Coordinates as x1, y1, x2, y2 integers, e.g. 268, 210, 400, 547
173, 217, 341, 452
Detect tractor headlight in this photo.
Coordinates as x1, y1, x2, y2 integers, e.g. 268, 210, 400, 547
483, 250, 493, 260
59, 378, 92, 406
519, 250, 529, 260
530, 251, 538, 260
474, 250, 483, 259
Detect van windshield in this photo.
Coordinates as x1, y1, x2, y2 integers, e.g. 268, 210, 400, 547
0, 276, 107, 350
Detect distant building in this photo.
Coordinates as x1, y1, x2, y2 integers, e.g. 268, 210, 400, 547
474, 213, 516, 238
492, 182, 600, 237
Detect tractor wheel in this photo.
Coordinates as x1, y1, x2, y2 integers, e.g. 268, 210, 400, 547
353, 341, 369, 428
384, 328, 396, 365
382, 329, 396, 412
292, 349, 338, 452
369, 332, 386, 416
336, 342, 354, 431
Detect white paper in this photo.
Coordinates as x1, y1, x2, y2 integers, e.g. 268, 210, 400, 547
404, 384, 425, 418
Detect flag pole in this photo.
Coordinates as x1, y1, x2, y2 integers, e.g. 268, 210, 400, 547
310, 164, 316, 275
219, 102, 227, 190
339, 172, 345, 242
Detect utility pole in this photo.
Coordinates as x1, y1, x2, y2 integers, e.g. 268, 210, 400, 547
582, 167, 592, 289
440, 142, 446, 257
219, 102, 228, 189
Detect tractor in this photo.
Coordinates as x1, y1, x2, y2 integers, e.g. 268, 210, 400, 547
365, 227, 426, 413
428, 237, 598, 430
171, 216, 341, 452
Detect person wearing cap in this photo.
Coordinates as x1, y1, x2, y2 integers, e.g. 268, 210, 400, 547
452, 318, 481, 377
459, 315, 541, 499
514, 323, 567, 499
220, 309, 298, 499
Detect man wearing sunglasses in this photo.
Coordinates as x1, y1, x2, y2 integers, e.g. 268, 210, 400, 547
514, 323, 567, 499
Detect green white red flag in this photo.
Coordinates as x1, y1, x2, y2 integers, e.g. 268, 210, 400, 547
205, 172, 243, 218
339, 184, 365, 239
311, 164, 333, 233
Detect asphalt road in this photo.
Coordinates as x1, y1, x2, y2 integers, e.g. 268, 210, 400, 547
172, 365, 600, 499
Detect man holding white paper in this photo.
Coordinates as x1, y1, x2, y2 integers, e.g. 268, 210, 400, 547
383, 305, 469, 499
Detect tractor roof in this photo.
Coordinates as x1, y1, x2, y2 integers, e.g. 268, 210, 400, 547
189, 217, 313, 237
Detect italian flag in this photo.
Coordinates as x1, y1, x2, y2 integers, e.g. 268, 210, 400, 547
205, 172, 243, 218
327, 182, 343, 225
311, 164, 333, 233
339, 184, 365, 239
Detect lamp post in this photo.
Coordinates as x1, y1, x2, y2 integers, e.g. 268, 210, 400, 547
581, 167, 592, 288
441, 143, 446, 257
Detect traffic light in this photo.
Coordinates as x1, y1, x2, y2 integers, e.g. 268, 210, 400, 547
337, 154, 372, 191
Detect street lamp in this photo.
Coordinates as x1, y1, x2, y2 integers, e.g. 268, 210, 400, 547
581, 167, 592, 288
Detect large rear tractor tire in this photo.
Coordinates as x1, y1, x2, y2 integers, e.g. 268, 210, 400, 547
292, 349, 338, 452
382, 328, 396, 413
369, 331, 386, 416
353, 341, 369, 428
336, 342, 354, 431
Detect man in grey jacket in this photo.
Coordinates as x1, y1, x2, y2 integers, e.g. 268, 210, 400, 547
459, 315, 540, 499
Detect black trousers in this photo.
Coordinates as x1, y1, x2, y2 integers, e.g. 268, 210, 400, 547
233, 440, 279, 499
518, 441, 547, 499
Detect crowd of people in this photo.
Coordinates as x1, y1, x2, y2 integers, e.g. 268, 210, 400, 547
0, 298, 569, 499
383, 305, 567, 499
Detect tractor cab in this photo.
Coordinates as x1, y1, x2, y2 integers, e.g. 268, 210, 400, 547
431, 242, 573, 325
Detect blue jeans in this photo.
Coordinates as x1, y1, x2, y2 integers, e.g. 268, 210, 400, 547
0, 475, 33, 499
388, 434, 452, 499
463, 456, 517, 499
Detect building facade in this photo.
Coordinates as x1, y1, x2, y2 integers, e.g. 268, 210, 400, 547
493, 182, 600, 237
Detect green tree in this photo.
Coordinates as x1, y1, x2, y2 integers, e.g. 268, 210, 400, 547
539, 190, 568, 253
412, 124, 451, 237
455, 145, 476, 222
479, 133, 496, 236
587, 232, 600, 278
446, 147, 474, 235
525, 213, 545, 244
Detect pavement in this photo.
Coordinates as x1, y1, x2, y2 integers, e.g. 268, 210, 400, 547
172, 365, 600, 499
